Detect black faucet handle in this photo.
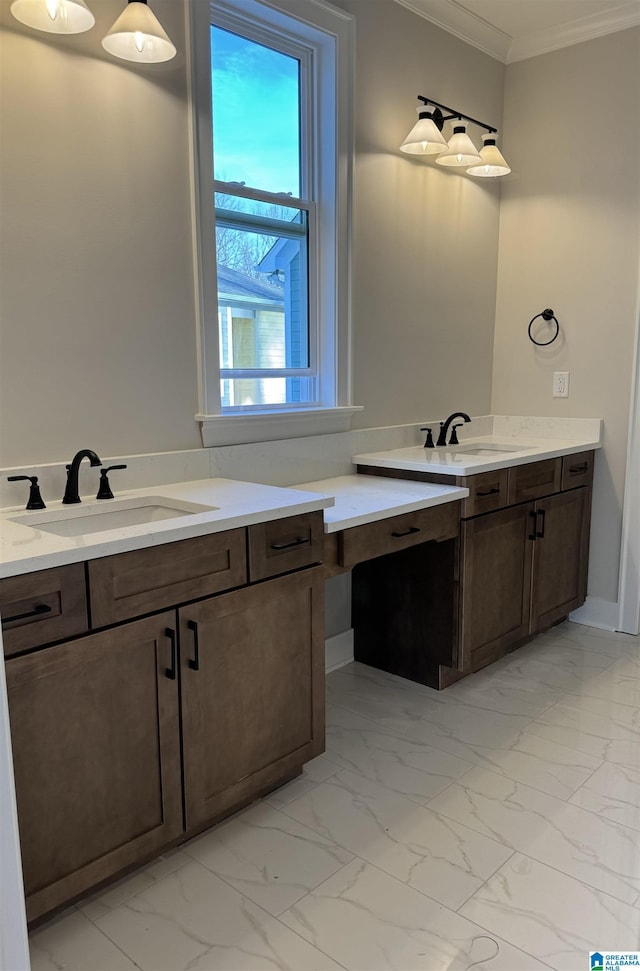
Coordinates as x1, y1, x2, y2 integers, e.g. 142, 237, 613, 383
96, 464, 128, 500
420, 427, 434, 448
449, 423, 465, 446
8, 475, 46, 510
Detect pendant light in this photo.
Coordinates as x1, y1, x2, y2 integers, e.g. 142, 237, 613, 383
400, 103, 448, 156
102, 0, 176, 63
435, 119, 481, 167
467, 132, 511, 178
10, 0, 94, 33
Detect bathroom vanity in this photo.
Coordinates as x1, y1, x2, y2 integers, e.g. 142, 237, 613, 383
0, 481, 331, 924
352, 447, 595, 686
0, 420, 602, 923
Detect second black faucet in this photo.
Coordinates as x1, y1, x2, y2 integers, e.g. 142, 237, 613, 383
435, 412, 472, 447
62, 449, 102, 504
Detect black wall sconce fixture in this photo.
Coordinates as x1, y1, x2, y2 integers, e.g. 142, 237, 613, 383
400, 97, 511, 177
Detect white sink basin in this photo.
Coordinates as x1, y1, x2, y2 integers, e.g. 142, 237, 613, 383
451, 442, 533, 456
11, 496, 218, 537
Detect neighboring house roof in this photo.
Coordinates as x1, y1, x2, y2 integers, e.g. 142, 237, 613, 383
256, 236, 298, 273
217, 265, 283, 305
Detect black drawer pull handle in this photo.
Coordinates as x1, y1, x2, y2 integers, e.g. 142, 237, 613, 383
528, 510, 538, 541
391, 526, 421, 538
165, 628, 177, 680
569, 463, 588, 476
3, 603, 52, 625
270, 536, 310, 551
476, 487, 500, 497
536, 508, 546, 539
187, 619, 200, 671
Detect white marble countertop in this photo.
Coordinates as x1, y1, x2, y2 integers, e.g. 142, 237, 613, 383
0, 478, 334, 579
353, 433, 601, 477
293, 475, 468, 533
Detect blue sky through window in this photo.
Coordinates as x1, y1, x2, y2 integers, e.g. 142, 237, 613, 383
210, 26, 300, 196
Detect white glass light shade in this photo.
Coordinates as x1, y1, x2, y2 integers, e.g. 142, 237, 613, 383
10, 0, 94, 33
467, 134, 511, 177
400, 106, 448, 156
435, 120, 481, 167
102, 0, 176, 63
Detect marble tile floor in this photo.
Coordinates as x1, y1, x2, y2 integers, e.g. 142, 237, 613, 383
28, 621, 640, 971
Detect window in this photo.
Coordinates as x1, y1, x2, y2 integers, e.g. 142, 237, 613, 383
189, 0, 357, 445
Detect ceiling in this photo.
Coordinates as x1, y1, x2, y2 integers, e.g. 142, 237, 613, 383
394, 0, 640, 62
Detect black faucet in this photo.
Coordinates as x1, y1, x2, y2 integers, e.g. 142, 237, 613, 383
62, 449, 102, 504
436, 412, 472, 447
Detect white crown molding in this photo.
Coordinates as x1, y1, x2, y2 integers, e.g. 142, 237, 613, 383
507, 1, 640, 63
393, 0, 640, 64
394, 0, 510, 62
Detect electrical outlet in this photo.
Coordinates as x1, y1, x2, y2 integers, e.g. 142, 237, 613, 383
553, 371, 570, 397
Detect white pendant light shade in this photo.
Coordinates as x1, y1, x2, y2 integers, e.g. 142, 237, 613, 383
467, 133, 511, 177
435, 119, 481, 167
400, 105, 448, 156
102, 0, 176, 63
10, 0, 94, 33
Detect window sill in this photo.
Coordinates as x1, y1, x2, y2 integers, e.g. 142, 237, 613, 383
196, 406, 363, 447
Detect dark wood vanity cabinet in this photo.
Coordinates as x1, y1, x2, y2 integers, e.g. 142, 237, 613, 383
180, 567, 324, 831
459, 503, 533, 672
6, 612, 183, 923
528, 486, 591, 634
1, 511, 325, 924
458, 454, 593, 673
357, 450, 595, 682
460, 484, 591, 672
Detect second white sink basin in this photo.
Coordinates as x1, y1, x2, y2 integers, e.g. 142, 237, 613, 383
11, 496, 218, 537
453, 442, 533, 456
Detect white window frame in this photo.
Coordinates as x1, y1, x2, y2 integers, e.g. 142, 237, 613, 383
187, 0, 359, 446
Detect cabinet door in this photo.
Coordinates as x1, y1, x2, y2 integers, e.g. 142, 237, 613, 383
180, 567, 325, 832
6, 612, 183, 923
530, 487, 591, 633
460, 504, 534, 672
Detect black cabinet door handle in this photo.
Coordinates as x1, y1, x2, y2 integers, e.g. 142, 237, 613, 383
391, 526, 421, 538
476, 487, 500, 497
569, 463, 588, 476
536, 508, 546, 539
165, 628, 177, 680
3, 603, 52, 625
528, 510, 538, 541
270, 536, 310, 551
187, 619, 200, 671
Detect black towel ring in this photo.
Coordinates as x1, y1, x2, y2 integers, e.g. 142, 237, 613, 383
528, 308, 559, 346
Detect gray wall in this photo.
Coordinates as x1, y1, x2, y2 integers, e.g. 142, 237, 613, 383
333, 0, 505, 429
0, 1, 201, 465
0, 0, 503, 467
492, 28, 640, 604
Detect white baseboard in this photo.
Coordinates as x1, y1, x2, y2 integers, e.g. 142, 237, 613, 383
570, 597, 620, 632
325, 629, 354, 672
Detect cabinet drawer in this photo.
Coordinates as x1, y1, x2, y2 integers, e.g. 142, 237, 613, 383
561, 450, 594, 491
248, 511, 324, 581
88, 529, 247, 626
339, 501, 459, 569
0, 563, 88, 657
462, 469, 509, 518
507, 458, 561, 504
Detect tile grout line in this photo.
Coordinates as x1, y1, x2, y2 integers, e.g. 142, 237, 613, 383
421, 790, 640, 910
